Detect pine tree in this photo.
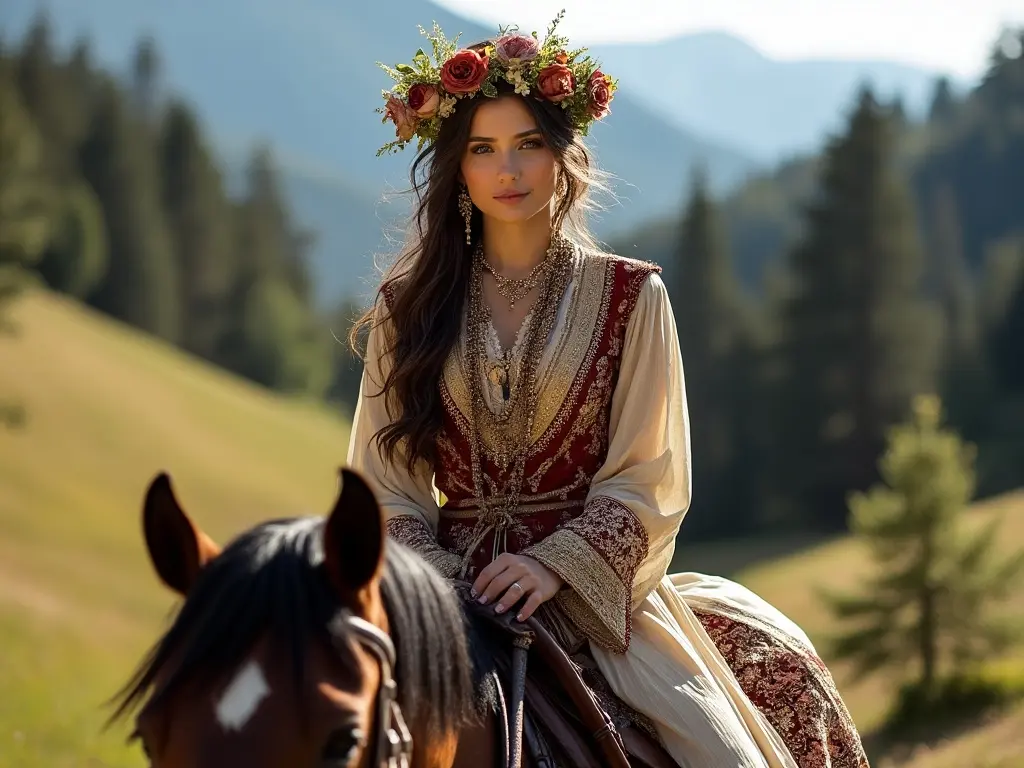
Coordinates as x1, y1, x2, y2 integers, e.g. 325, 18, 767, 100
159, 100, 235, 359
824, 395, 1024, 697
0, 58, 53, 326
926, 182, 990, 439
15, 13, 87, 180
233, 146, 316, 304
990, 262, 1024, 396
927, 184, 975, 353
80, 81, 180, 342
16, 26, 108, 301
669, 169, 745, 536
974, 237, 1024, 496
0, 61, 52, 429
774, 88, 943, 530
131, 36, 163, 128
927, 76, 957, 124
34, 178, 109, 300
216, 146, 328, 396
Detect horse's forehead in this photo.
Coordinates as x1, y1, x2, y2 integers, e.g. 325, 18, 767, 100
215, 659, 273, 733
145, 631, 382, 766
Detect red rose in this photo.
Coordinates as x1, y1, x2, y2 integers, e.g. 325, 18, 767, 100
587, 70, 614, 118
407, 83, 440, 117
535, 63, 575, 103
440, 49, 490, 94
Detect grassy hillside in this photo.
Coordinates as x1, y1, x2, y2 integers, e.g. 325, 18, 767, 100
0, 289, 353, 767
0, 289, 1022, 767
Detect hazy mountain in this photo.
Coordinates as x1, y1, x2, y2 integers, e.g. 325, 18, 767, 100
2, 0, 762, 305
596, 30, 957, 162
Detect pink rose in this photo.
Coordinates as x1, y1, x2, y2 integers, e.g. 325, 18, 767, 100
385, 95, 419, 141
535, 63, 576, 103
407, 83, 440, 117
494, 33, 540, 64
440, 49, 490, 94
587, 70, 614, 118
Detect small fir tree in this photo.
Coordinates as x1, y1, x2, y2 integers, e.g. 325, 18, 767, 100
824, 395, 1024, 698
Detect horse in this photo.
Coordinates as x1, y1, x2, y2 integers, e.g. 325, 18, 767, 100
109, 468, 677, 768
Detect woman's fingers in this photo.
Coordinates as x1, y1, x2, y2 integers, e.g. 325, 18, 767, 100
494, 576, 534, 614
469, 554, 562, 620
516, 590, 545, 622
471, 552, 517, 598
480, 564, 528, 608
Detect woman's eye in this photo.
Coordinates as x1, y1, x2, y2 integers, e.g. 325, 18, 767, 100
470, 144, 492, 154
521, 139, 543, 149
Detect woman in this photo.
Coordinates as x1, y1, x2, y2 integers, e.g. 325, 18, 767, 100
348, 16, 869, 768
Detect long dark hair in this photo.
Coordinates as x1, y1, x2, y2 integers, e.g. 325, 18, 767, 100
351, 59, 609, 473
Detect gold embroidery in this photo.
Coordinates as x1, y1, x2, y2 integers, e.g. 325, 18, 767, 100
529, 254, 609, 442
385, 515, 462, 578
442, 497, 584, 518
455, 234, 575, 571
441, 250, 614, 452
695, 611, 870, 767
524, 528, 630, 652
530, 257, 616, 457
565, 496, 650, 581
522, 496, 649, 652
429, 251, 662, 650
435, 429, 474, 497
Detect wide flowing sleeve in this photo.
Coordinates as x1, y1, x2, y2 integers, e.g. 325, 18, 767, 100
346, 304, 463, 578
522, 272, 692, 653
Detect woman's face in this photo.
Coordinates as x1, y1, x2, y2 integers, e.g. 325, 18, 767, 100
459, 96, 558, 228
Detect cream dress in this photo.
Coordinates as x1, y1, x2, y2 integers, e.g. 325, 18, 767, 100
347, 247, 806, 767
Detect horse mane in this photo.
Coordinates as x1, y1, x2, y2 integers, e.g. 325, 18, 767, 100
376, 533, 480, 732
109, 516, 478, 737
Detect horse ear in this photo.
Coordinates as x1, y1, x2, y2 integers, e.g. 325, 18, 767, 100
142, 473, 221, 596
323, 468, 385, 598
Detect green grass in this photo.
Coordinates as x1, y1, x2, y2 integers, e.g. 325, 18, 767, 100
1, 288, 1022, 767
0, 289, 353, 767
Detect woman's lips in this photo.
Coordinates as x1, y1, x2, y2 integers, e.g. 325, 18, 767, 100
493, 191, 529, 204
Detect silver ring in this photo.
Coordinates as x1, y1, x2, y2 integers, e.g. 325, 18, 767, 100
510, 582, 523, 592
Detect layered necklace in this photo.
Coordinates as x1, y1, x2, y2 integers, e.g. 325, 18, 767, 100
480, 256, 553, 311
480, 245, 554, 402
457, 232, 574, 573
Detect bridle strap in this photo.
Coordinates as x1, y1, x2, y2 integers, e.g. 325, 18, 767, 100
335, 615, 414, 768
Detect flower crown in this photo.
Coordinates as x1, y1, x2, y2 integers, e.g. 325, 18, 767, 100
376, 11, 617, 156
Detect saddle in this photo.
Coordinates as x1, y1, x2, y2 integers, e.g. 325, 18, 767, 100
457, 585, 677, 768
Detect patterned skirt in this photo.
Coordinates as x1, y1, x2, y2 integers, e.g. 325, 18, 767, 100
574, 610, 870, 768
694, 610, 870, 768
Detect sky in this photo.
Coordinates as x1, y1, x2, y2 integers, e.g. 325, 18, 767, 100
435, 0, 1024, 80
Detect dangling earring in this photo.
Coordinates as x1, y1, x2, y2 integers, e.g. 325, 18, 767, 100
458, 186, 473, 244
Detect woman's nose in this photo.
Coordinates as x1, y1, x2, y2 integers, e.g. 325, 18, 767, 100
497, 154, 520, 182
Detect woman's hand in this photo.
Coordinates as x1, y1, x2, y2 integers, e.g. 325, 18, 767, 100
471, 553, 564, 622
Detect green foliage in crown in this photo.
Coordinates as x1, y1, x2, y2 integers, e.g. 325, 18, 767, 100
375, 11, 617, 156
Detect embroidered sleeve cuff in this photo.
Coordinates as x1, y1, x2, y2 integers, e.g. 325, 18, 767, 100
522, 496, 649, 654
385, 514, 462, 579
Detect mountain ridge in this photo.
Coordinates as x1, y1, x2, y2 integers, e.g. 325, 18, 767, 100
1, 0, 759, 303
2, 0, 955, 304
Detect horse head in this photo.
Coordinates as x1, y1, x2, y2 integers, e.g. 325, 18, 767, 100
110, 468, 468, 767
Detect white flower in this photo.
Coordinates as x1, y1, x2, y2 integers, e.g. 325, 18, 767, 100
438, 95, 457, 118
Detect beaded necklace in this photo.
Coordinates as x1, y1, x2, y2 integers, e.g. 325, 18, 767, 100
457, 232, 574, 574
